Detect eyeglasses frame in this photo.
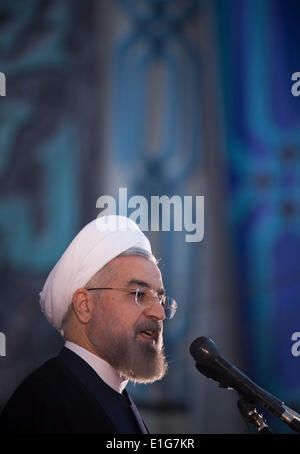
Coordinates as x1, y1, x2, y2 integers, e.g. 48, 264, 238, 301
85, 287, 177, 319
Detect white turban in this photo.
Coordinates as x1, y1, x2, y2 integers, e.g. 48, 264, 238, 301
39, 215, 151, 332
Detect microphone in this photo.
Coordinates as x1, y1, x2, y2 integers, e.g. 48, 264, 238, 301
190, 336, 300, 433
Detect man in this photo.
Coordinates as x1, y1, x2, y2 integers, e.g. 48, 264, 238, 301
0, 215, 177, 433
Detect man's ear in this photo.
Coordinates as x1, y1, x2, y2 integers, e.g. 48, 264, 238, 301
72, 288, 93, 324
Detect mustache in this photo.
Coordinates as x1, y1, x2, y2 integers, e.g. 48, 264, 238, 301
134, 320, 163, 335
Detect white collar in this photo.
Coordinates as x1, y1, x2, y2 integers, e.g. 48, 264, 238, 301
64, 341, 128, 394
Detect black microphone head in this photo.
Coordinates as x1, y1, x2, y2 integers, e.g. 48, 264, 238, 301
189, 336, 220, 368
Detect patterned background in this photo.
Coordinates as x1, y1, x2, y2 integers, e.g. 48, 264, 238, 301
217, 0, 300, 414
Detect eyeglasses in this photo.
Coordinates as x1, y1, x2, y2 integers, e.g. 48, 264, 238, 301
86, 287, 177, 320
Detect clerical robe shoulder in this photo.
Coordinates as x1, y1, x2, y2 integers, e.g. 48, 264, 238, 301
0, 356, 116, 434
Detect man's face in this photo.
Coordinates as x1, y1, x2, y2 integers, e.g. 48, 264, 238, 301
85, 255, 168, 383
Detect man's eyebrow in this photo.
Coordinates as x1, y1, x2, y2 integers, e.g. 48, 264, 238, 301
126, 279, 165, 295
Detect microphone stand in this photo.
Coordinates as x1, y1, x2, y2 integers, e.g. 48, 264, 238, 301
237, 396, 273, 434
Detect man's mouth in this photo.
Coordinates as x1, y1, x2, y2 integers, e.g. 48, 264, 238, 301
136, 329, 159, 345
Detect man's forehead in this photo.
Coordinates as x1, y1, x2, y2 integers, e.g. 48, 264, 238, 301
108, 255, 163, 286
126, 278, 165, 295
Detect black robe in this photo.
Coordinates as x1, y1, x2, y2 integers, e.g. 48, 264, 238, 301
0, 347, 148, 434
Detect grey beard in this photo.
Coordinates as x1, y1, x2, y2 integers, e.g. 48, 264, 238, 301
87, 315, 168, 383
107, 334, 168, 384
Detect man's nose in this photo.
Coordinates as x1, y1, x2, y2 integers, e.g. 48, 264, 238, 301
143, 298, 165, 321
